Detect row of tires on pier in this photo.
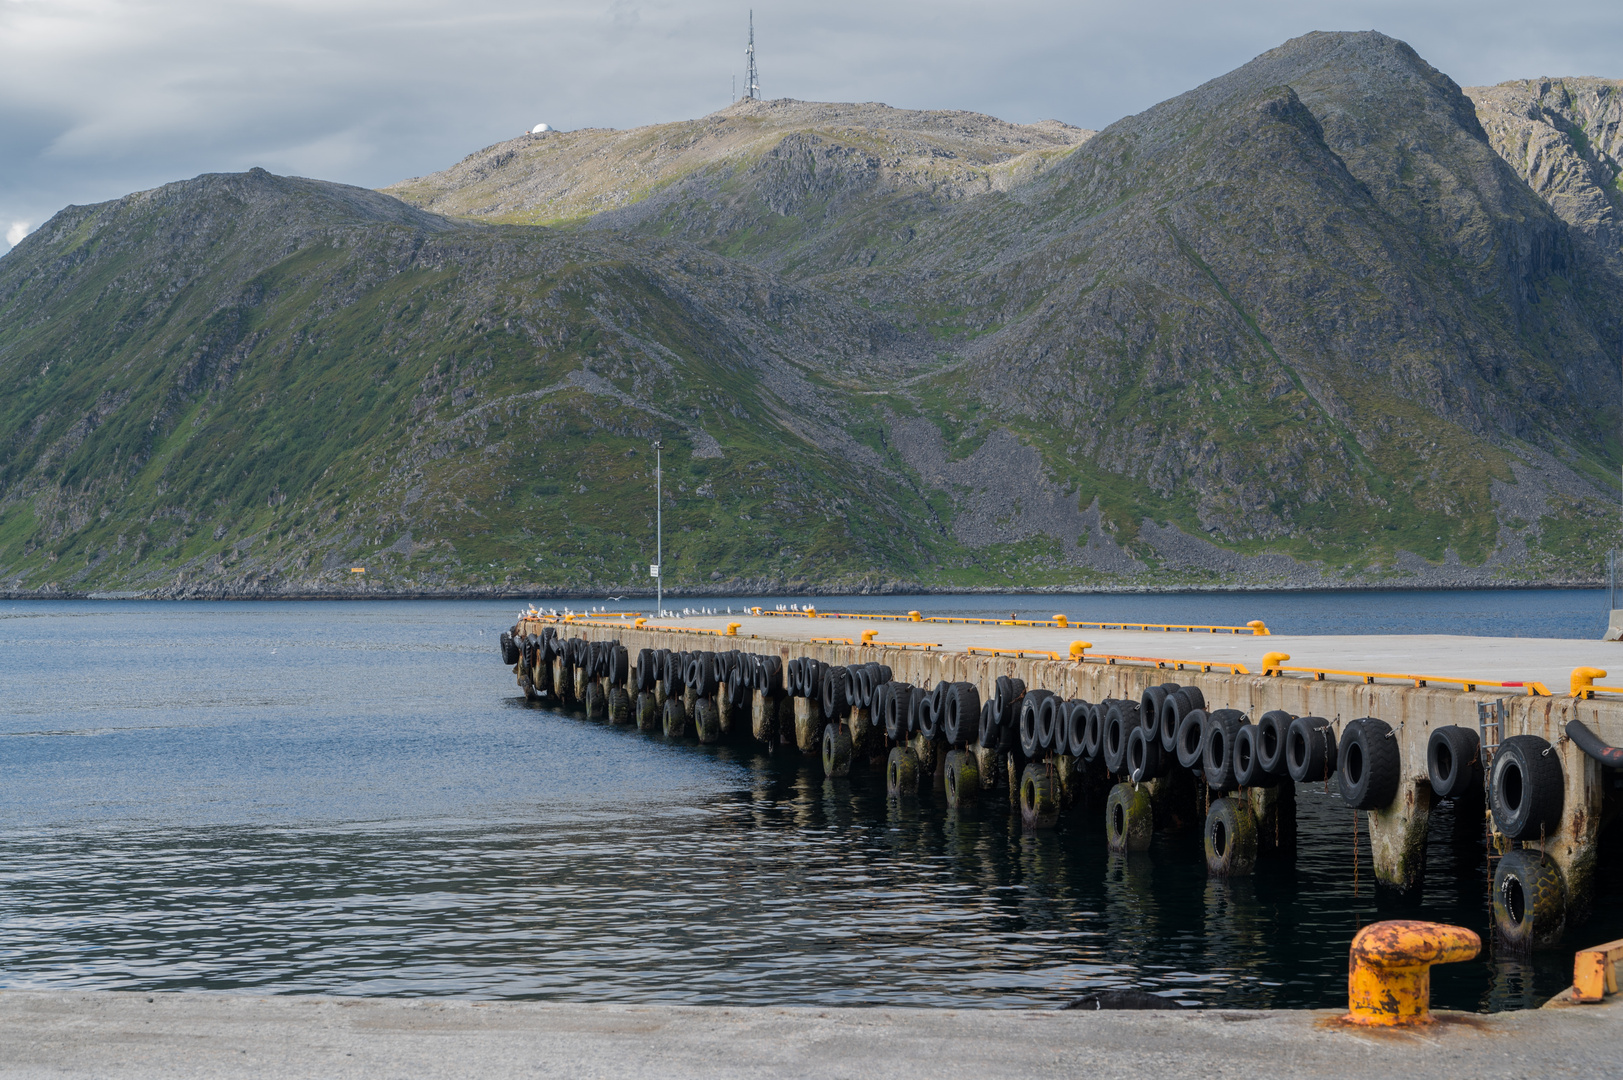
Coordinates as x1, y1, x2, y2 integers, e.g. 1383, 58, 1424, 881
502, 629, 1572, 946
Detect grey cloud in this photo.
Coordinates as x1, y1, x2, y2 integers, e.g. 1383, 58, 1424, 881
1, 0, 1620, 253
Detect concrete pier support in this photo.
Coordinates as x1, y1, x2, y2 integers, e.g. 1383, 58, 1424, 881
911, 734, 943, 792
1543, 733, 1609, 922
1366, 780, 1433, 894
574, 668, 590, 703
750, 690, 777, 743
793, 698, 820, 755
554, 661, 576, 708
715, 686, 738, 737
1247, 782, 1296, 857
847, 707, 872, 761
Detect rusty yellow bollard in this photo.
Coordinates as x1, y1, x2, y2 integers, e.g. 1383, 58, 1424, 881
1345, 920, 1480, 1025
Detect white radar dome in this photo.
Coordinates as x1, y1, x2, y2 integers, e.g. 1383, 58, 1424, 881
530, 123, 551, 134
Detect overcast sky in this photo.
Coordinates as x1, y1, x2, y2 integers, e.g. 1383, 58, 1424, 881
2, 0, 1619, 253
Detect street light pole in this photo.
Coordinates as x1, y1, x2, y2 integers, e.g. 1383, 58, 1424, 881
653, 440, 663, 618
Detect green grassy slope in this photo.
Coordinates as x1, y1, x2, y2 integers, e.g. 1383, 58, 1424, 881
2, 32, 1620, 597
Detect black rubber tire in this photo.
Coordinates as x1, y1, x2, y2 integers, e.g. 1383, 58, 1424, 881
994, 677, 1026, 724
1428, 725, 1482, 800
1286, 716, 1337, 784
1019, 691, 1050, 759
500, 631, 520, 666
1204, 796, 1257, 877
886, 745, 920, 798
1202, 709, 1243, 792
822, 723, 852, 777
1256, 710, 1293, 777
1037, 693, 1062, 752
1179, 685, 1206, 712
944, 749, 979, 807
917, 693, 940, 740
886, 683, 913, 740
1140, 686, 1169, 736
635, 690, 659, 732
944, 682, 980, 748
1492, 849, 1566, 949
1127, 724, 1166, 783
1063, 700, 1090, 758
1158, 689, 1193, 753
1020, 763, 1059, 830
906, 685, 925, 736
1105, 783, 1153, 852
1103, 701, 1134, 775
1082, 703, 1103, 762
1175, 709, 1206, 770
1234, 723, 1277, 788
661, 694, 688, 738
1338, 717, 1401, 811
978, 698, 998, 749
1490, 735, 1564, 841
607, 686, 632, 725
820, 665, 848, 720
695, 697, 722, 744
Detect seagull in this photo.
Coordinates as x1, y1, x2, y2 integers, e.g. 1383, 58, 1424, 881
608, 595, 625, 601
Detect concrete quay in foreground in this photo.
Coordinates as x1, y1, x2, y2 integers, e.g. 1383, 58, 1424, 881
1, 989, 1618, 1080
508, 611, 1623, 949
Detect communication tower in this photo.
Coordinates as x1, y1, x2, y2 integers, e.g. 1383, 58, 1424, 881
745, 11, 760, 100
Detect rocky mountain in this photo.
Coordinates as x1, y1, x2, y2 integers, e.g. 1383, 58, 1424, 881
1465, 77, 1623, 284
0, 31, 1618, 598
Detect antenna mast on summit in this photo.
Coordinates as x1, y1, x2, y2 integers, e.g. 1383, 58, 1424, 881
745, 10, 760, 100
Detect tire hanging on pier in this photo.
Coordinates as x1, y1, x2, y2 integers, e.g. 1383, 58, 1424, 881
1102, 700, 1135, 775
1337, 717, 1401, 811
1255, 710, 1294, 778
943, 682, 980, 748
1037, 693, 1063, 753
1427, 725, 1482, 800
994, 676, 1026, 725
1233, 723, 1277, 788
1202, 709, 1244, 793
1492, 849, 1566, 949
1158, 688, 1197, 753
1127, 725, 1165, 783
1285, 716, 1337, 784
1489, 734, 1563, 841
1175, 708, 1206, 770
1082, 703, 1104, 762
1064, 700, 1091, 758
1020, 691, 1052, 759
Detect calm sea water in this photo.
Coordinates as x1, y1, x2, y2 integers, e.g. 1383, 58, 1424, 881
1, 591, 1617, 1010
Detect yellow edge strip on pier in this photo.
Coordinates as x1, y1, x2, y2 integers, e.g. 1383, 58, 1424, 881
1259, 653, 1551, 696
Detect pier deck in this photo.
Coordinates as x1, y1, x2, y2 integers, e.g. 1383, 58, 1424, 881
647, 613, 1623, 693
1, 989, 1617, 1079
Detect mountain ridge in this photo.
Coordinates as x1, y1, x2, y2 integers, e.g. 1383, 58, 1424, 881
1, 31, 1619, 598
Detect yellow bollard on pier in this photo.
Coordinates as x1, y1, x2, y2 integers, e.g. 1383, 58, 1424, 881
1345, 920, 1480, 1025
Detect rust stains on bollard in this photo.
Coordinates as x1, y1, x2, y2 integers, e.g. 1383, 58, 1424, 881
1344, 920, 1479, 1026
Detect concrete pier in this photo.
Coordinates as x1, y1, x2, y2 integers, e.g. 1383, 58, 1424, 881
1, 989, 1617, 1080
509, 612, 1623, 949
